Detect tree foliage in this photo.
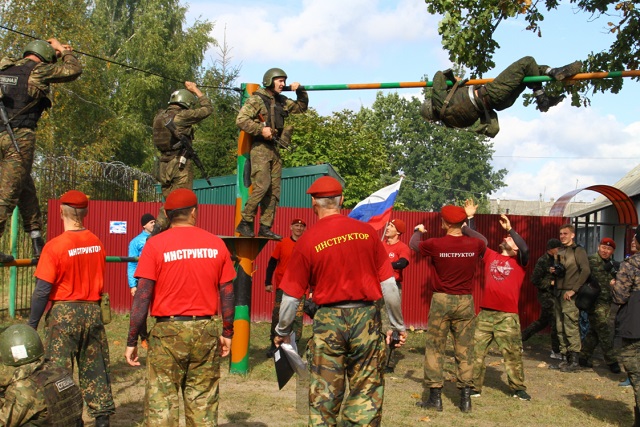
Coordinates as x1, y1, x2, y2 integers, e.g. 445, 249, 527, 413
424, 0, 639, 100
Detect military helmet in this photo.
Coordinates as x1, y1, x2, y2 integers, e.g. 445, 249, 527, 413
0, 324, 44, 367
168, 89, 197, 109
420, 98, 435, 121
262, 68, 287, 88
23, 40, 57, 64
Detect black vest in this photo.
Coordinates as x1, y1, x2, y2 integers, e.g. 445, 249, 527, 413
255, 92, 288, 133
0, 60, 51, 130
30, 363, 84, 426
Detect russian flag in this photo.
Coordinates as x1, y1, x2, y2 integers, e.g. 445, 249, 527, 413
348, 178, 403, 231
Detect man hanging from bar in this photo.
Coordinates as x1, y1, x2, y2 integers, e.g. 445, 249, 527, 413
420, 56, 581, 137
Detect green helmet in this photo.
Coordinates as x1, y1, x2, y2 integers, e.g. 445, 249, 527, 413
0, 324, 44, 367
420, 98, 435, 121
23, 40, 57, 64
168, 89, 197, 109
262, 68, 287, 88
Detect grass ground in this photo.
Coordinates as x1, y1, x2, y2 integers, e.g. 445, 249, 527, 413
18, 315, 636, 426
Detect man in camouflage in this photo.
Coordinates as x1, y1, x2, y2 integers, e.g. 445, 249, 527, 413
0, 38, 82, 261
0, 324, 83, 426
613, 230, 640, 425
235, 68, 308, 240
521, 238, 563, 359
579, 237, 621, 373
420, 56, 581, 137
152, 81, 212, 233
275, 176, 406, 426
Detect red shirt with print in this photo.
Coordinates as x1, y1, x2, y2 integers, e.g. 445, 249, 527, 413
384, 240, 411, 283
479, 248, 525, 314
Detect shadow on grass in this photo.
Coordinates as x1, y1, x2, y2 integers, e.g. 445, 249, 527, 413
565, 393, 633, 425
221, 411, 268, 426
110, 400, 144, 426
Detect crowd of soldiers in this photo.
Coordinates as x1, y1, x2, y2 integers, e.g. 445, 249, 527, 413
0, 36, 638, 427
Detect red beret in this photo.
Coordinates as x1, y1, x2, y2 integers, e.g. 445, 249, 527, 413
441, 205, 467, 224
291, 218, 306, 226
165, 188, 198, 211
390, 219, 406, 234
600, 237, 616, 249
307, 176, 343, 198
60, 190, 88, 209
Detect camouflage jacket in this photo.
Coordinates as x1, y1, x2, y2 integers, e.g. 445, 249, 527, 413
0, 51, 82, 101
165, 96, 213, 137
235, 87, 308, 137
0, 361, 47, 426
530, 252, 554, 291
588, 253, 617, 304
613, 252, 640, 305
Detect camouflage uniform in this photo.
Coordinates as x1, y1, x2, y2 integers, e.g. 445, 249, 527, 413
44, 302, 115, 418
0, 360, 83, 426
0, 53, 82, 238
154, 97, 213, 231
308, 305, 386, 426
521, 253, 561, 352
236, 87, 308, 228
580, 253, 618, 364
424, 293, 475, 389
612, 253, 640, 409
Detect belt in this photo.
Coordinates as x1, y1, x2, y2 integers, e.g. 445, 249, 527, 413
320, 301, 373, 309
52, 300, 99, 305
155, 315, 213, 323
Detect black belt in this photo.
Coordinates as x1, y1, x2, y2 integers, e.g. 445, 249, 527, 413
320, 301, 373, 309
155, 315, 213, 323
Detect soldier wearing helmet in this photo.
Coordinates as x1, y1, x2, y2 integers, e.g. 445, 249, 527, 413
152, 81, 212, 233
235, 68, 309, 240
0, 324, 84, 426
0, 38, 82, 262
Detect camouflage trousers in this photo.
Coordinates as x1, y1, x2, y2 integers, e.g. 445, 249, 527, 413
620, 338, 640, 408
554, 292, 581, 354
0, 129, 42, 237
581, 301, 617, 364
473, 310, 526, 392
241, 141, 281, 228
270, 289, 305, 345
145, 318, 222, 427
155, 156, 194, 231
44, 302, 115, 417
521, 289, 560, 353
485, 56, 548, 111
423, 293, 475, 389
308, 304, 386, 426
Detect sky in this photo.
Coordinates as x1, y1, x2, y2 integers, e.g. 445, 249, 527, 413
186, 0, 640, 203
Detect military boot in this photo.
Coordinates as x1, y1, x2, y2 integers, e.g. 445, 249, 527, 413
415, 387, 443, 411
235, 220, 255, 237
534, 89, 565, 112
560, 352, 580, 373
258, 225, 282, 240
31, 236, 45, 259
547, 61, 582, 81
459, 386, 472, 413
0, 251, 14, 263
95, 415, 110, 427
548, 353, 568, 370
634, 405, 640, 427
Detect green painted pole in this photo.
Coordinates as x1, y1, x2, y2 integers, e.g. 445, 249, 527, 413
9, 207, 18, 318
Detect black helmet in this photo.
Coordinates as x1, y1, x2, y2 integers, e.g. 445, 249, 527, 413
0, 324, 44, 367
23, 40, 57, 64
262, 68, 287, 88
168, 89, 197, 109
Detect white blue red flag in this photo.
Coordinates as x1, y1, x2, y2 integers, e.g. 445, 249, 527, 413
348, 178, 403, 230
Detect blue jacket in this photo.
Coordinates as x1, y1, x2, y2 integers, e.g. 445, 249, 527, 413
127, 230, 150, 288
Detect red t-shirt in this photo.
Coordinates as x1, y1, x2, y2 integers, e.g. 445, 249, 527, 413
280, 214, 394, 305
480, 248, 526, 313
35, 230, 105, 301
417, 234, 486, 295
271, 236, 297, 289
384, 240, 411, 283
135, 226, 236, 317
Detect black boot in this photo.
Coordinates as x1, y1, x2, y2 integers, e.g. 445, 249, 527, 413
95, 415, 110, 427
578, 356, 593, 368
31, 236, 45, 259
608, 362, 621, 374
547, 61, 582, 81
416, 387, 443, 411
548, 353, 568, 370
235, 220, 255, 237
634, 405, 639, 427
0, 251, 14, 263
258, 225, 282, 240
459, 386, 472, 413
534, 89, 565, 112
561, 351, 580, 372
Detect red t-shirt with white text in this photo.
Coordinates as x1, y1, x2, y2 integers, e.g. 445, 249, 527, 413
480, 248, 525, 313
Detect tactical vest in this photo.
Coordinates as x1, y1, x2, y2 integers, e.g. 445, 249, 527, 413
255, 92, 288, 134
152, 109, 180, 152
30, 364, 84, 427
0, 60, 51, 130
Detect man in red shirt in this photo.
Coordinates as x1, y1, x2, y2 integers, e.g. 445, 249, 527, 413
384, 219, 411, 294
410, 201, 486, 413
467, 211, 532, 401
28, 190, 115, 427
265, 218, 307, 357
274, 176, 407, 426
124, 188, 236, 427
